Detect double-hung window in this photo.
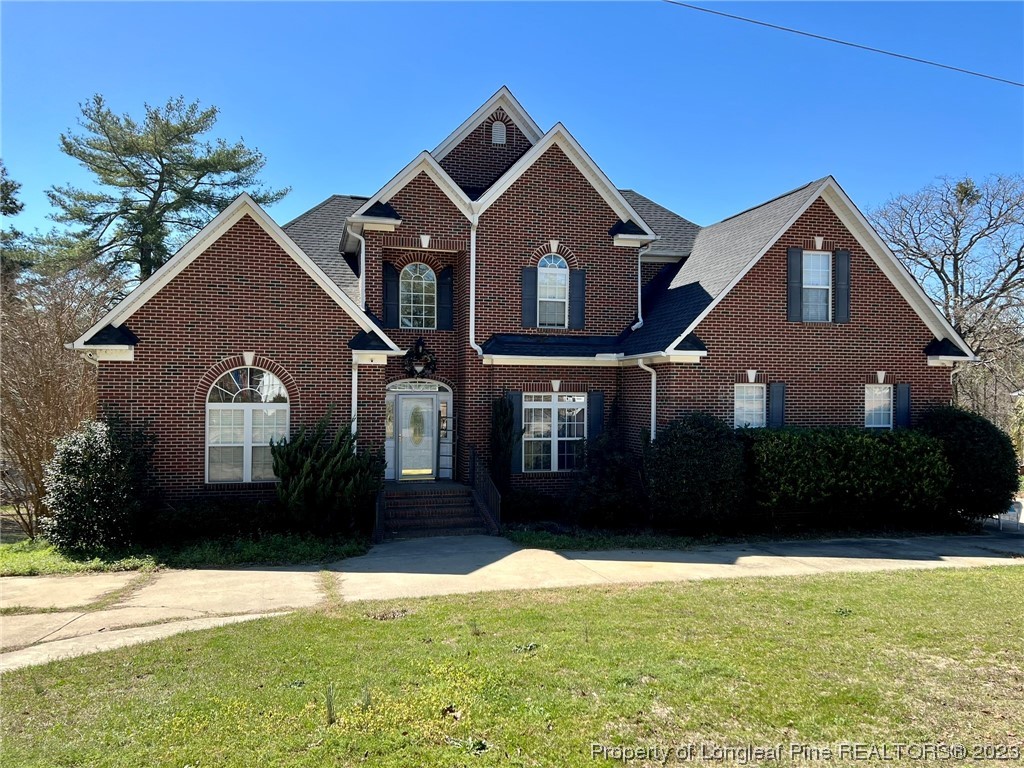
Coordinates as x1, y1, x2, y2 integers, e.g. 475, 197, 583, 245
864, 384, 893, 429
400, 263, 437, 329
537, 254, 568, 328
733, 384, 766, 428
523, 393, 586, 471
802, 251, 832, 322
207, 367, 289, 482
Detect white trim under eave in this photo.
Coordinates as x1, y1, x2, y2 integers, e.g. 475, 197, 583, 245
480, 351, 705, 367
71, 194, 403, 353
352, 350, 402, 366
352, 152, 474, 221
431, 86, 545, 160
472, 125, 657, 240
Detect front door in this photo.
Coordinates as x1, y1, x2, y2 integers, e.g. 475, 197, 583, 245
397, 395, 436, 480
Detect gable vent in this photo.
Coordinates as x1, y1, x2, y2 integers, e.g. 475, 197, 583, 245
491, 120, 507, 145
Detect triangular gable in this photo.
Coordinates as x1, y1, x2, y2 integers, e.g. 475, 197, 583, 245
432, 86, 544, 161
71, 194, 402, 352
351, 152, 474, 220
474, 124, 657, 240
665, 177, 975, 358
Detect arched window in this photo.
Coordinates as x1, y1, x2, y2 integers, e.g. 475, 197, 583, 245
537, 254, 569, 328
491, 120, 507, 145
400, 263, 437, 329
206, 367, 289, 483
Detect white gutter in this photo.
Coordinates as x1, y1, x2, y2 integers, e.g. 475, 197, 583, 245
636, 359, 657, 441
346, 225, 367, 309
469, 217, 483, 355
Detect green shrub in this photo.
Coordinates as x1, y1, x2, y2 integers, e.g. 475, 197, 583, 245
41, 418, 155, 553
917, 406, 1019, 522
502, 490, 572, 525
645, 413, 745, 533
744, 427, 950, 530
271, 414, 383, 535
140, 497, 285, 546
490, 396, 522, 494
575, 427, 648, 529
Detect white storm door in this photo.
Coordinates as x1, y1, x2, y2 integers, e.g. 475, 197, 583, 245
398, 395, 436, 480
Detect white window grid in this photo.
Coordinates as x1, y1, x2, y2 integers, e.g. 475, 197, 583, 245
523, 393, 587, 472
537, 254, 568, 328
400, 263, 437, 329
802, 250, 832, 322
864, 384, 893, 429
734, 384, 766, 428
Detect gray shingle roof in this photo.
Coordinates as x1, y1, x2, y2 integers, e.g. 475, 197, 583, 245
282, 195, 367, 303
619, 190, 700, 256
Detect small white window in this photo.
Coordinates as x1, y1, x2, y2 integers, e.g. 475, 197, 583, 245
207, 367, 289, 483
734, 384, 766, 428
523, 393, 587, 472
864, 384, 893, 429
802, 251, 831, 322
537, 254, 568, 328
491, 120, 507, 145
400, 263, 436, 329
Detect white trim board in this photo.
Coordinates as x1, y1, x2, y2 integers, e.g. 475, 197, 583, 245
432, 86, 544, 160
665, 177, 975, 360
71, 194, 402, 353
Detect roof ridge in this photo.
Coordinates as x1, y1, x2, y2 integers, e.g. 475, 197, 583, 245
282, 194, 370, 229
711, 177, 828, 226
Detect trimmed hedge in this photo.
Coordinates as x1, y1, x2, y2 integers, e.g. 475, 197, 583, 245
916, 406, 1019, 523
743, 427, 950, 531
645, 413, 745, 533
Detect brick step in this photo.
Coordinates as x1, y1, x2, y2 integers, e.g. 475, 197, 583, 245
385, 507, 478, 521
385, 514, 485, 529
384, 496, 474, 509
384, 492, 474, 504
385, 526, 490, 539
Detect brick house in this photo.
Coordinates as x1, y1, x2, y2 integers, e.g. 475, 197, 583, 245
71, 87, 974, 524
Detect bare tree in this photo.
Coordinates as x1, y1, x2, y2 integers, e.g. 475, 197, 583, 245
1, 266, 123, 537
870, 175, 1024, 429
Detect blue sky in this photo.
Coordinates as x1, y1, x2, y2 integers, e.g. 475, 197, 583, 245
2, 1, 1022, 234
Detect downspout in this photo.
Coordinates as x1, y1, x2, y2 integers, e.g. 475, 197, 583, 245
631, 245, 647, 331
636, 359, 657, 441
469, 216, 483, 355
346, 225, 367, 309
350, 352, 359, 447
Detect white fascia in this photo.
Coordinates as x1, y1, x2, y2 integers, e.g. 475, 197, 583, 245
72, 193, 403, 354
346, 215, 402, 231
432, 86, 544, 160
480, 351, 706, 367
471, 124, 658, 243
352, 152, 473, 221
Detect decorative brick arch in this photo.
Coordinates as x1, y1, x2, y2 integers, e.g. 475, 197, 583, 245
194, 355, 300, 408
529, 241, 580, 269
390, 253, 444, 272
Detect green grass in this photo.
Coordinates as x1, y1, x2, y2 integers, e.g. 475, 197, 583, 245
0, 534, 368, 576
2, 567, 1022, 767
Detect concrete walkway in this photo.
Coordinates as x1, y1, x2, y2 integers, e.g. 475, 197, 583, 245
2, 529, 1022, 672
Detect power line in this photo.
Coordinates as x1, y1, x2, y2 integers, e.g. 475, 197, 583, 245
661, 1, 1024, 88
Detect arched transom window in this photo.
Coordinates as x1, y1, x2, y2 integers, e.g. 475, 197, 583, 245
400, 263, 437, 329
206, 367, 289, 483
537, 254, 568, 328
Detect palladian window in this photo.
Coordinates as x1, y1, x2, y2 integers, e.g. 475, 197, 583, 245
206, 367, 289, 483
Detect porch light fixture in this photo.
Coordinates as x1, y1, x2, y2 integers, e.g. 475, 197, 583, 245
746, 369, 757, 383
551, 379, 561, 392
877, 371, 886, 384
420, 234, 431, 249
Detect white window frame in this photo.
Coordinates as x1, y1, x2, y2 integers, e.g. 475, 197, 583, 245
522, 393, 587, 473
802, 250, 832, 323
537, 254, 569, 329
399, 263, 437, 330
733, 383, 766, 428
864, 384, 893, 429
206, 368, 290, 483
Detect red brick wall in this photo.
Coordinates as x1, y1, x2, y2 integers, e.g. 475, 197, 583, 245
97, 214, 364, 500
642, 198, 952, 437
438, 109, 533, 193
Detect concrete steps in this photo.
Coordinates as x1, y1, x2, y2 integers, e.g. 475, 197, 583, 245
380, 485, 490, 540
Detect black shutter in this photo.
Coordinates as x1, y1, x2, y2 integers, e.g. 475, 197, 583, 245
437, 266, 453, 330
508, 391, 523, 474
769, 383, 786, 428
569, 269, 586, 329
587, 390, 604, 441
787, 247, 803, 322
895, 383, 911, 428
834, 250, 851, 323
383, 262, 399, 328
521, 268, 538, 328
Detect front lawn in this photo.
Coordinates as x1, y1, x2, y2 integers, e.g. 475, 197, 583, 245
2, 567, 1021, 766
0, 534, 368, 576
